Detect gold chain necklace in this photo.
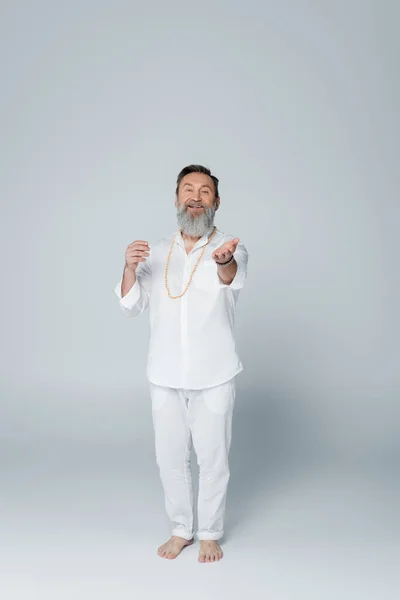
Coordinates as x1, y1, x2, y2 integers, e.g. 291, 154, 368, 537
165, 226, 217, 299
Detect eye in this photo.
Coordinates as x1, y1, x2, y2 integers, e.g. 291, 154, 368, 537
202, 190, 209, 194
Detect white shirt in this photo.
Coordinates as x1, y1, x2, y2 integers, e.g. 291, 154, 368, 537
114, 226, 248, 389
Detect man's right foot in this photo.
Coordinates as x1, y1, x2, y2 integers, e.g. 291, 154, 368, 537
157, 535, 194, 559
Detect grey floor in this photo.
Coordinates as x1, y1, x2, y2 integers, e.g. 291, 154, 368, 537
1, 386, 399, 600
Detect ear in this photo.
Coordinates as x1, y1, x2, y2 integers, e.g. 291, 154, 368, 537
174, 195, 179, 208
215, 196, 221, 211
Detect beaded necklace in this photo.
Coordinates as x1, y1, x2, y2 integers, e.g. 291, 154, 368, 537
165, 226, 217, 299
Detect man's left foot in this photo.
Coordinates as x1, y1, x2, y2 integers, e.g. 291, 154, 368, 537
198, 540, 223, 562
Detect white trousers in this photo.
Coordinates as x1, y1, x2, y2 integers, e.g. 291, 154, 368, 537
149, 377, 236, 541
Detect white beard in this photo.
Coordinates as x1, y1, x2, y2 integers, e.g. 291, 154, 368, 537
176, 202, 216, 237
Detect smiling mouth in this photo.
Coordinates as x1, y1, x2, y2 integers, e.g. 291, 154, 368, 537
187, 204, 204, 209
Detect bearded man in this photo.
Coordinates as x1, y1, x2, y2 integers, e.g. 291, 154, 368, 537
114, 164, 248, 563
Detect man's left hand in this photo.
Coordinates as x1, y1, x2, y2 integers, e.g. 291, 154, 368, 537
212, 238, 240, 264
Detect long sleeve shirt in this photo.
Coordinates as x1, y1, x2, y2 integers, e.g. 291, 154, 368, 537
114, 226, 248, 389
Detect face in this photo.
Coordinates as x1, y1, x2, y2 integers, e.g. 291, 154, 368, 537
175, 172, 220, 214
175, 172, 220, 237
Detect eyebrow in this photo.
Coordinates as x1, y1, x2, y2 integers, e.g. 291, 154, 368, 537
183, 183, 212, 190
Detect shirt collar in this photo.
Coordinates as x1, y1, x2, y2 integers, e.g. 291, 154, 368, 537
174, 225, 218, 250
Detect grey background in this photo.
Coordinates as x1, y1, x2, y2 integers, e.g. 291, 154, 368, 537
1, 1, 399, 598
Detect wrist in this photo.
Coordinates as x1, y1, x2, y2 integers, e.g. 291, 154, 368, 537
216, 255, 235, 267
124, 264, 137, 275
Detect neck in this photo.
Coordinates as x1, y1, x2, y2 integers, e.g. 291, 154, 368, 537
181, 232, 201, 243
180, 225, 215, 243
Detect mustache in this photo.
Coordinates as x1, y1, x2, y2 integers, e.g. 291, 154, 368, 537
185, 201, 205, 208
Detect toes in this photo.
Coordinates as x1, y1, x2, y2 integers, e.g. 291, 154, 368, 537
199, 543, 224, 563
159, 539, 191, 559
158, 544, 175, 559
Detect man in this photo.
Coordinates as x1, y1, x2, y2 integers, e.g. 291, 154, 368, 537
114, 165, 248, 563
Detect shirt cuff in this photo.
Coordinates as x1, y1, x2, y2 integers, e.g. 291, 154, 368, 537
114, 278, 141, 310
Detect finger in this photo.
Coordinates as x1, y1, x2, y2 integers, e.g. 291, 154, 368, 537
133, 256, 148, 263
127, 252, 150, 259
127, 247, 149, 256
128, 246, 149, 253
225, 242, 238, 252
128, 241, 149, 249
129, 258, 147, 264
127, 248, 150, 255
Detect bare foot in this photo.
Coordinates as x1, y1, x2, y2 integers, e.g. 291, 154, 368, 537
157, 536, 194, 559
198, 540, 223, 563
